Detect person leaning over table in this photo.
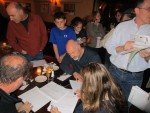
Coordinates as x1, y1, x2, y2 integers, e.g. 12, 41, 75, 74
0, 54, 32, 113
6, 2, 48, 61
105, 0, 150, 104
60, 40, 101, 82
51, 63, 125, 113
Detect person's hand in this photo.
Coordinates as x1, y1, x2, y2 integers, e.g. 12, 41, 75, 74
75, 89, 81, 99
57, 53, 66, 63
139, 49, 150, 58
124, 41, 134, 51
18, 102, 32, 113
21, 50, 27, 54
60, 54, 66, 62
73, 72, 83, 82
50, 106, 61, 113
57, 58, 61, 63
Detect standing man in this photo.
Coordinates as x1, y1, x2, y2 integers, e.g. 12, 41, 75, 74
6, 2, 48, 61
106, 0, 150, 100
60, 40, 101, 81
0, 54, 32, 113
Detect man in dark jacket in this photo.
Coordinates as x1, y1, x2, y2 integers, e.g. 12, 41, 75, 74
0, 54, 32, 113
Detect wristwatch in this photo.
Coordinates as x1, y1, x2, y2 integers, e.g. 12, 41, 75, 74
19, 110, 26, 113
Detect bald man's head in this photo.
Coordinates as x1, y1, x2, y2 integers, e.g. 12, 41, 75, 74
6, 2, 25, 23
66, 40, 82, 60
0, 54, 30, 84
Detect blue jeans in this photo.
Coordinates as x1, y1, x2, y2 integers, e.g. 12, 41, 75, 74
109, 64, 143, 99
22, 51, 43, 61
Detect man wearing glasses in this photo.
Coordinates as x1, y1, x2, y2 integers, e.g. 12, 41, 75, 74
106, 0, 150, 104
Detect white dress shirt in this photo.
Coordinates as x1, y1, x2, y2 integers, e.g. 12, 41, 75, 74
106, 18, 150, 72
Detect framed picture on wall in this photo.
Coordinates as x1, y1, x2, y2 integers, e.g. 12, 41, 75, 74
64, 3, 75, 15
40, 3, 49, 13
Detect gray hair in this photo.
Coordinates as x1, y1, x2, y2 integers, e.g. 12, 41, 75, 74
0, 54, 30, 84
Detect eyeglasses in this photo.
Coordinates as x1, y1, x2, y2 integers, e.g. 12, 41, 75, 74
137, 7, 150, 11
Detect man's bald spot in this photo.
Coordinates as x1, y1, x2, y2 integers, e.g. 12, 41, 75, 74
66, 40, 78, 51
7, 2, 16, 10
3, 55, 26, 68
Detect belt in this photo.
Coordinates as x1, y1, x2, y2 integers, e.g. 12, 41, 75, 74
111, 64, 142, 74
119, 68, 132, 74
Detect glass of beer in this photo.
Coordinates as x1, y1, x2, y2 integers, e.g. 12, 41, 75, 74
46, 66, 53, 82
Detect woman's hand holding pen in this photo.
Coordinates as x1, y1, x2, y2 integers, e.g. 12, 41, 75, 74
75, 89, 81, 99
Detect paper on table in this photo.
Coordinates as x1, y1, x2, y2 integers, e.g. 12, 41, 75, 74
19, 84, 29, 90
47, 90, 78, 113
30, 59, 47, 67
57, 74, 71, 81
69, 80, 82, 93
40, 81, 68, 102
128, 86, 150, 112
18, 86, 51, 112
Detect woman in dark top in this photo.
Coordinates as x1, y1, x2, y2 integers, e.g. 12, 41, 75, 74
71, 17, 87, 45
51, 63, 125, 113
75, 63, 125, 113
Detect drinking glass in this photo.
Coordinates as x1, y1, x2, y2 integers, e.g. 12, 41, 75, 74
46, 66, 53, 82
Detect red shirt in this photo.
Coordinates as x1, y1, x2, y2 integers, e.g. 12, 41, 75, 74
7, 14, 48, 56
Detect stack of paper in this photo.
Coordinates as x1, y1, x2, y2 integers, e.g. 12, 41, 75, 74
18, 82, 69, 112
40, 82, 68, 102
47, 90, 78, 113
19, 87, 51, 112
30, 59, 47, 67
69, 80, 82, 93
128, 86, 150, 112
57, 74, 71, 81
120, 35, 150, 55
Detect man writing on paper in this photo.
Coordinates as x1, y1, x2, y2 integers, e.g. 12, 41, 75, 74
6, 2, 47, 61
106, 0, 150, 101
60, 40, 101, 81
0, 54, 32, 113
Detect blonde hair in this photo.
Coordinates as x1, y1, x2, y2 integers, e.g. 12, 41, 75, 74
80, 63, 124, 113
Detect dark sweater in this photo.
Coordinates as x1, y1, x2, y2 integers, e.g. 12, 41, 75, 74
60, 47, 101, 75
7, 14, 48, 56
0, 89, 21, 113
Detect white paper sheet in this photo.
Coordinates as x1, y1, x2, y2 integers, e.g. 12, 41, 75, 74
128, 86, 150, 112
120, 35, 150, 54
18, 87, 51, 112
19, 84, 29, 90
40, 81, 68, 102
57, 74, 71, 81
30, 59, 47, 67
47, 90, 78, 113
69, 80, 82, 93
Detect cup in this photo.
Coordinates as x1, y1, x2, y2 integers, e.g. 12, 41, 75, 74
46, 66, 53, 82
